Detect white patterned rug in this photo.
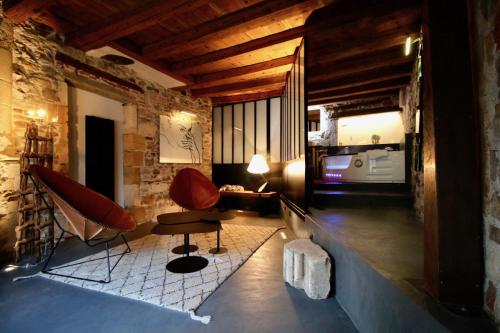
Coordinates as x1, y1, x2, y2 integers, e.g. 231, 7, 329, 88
39, 224, 279, 323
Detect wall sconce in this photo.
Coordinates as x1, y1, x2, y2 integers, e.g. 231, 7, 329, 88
180, 111, 197, 117
25, 108, 47, 122
404, 35, 422, 56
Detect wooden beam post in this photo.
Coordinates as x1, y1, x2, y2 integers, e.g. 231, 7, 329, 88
422, 0, 483, 312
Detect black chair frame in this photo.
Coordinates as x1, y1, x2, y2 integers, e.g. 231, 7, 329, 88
31, 174, 132, 284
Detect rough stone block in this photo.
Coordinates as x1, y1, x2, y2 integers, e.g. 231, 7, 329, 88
128, 205, 147, 224
0, 80, 12, 106
124, 184, 139, 207
487, 280, 497, 312
123, 103, 137, 133
124, 166, 140, 185
490, 225, 500, 245
57, 81, 68, 106
0, 48, 12, 83
283, 239, 331, 299
0, 104, 12, 136
124, 151, 144, 167
124, 133, 146, 151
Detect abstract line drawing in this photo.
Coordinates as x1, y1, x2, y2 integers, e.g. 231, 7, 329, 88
160, 114, 202, 164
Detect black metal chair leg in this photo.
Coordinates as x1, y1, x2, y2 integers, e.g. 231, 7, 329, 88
105, 241, 111, 283
41, 232, 131, 284
42, 230, 66, 273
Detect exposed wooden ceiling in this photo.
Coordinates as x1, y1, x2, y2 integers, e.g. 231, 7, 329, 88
3, 0, 420, 106
306, 0, 421, 108
2, 0, 328, 102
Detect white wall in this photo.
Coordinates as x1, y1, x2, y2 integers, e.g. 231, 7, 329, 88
68, 87, 124, 206
337, 111, 404, 146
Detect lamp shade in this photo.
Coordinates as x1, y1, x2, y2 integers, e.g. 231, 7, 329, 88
247, 154, 269, 174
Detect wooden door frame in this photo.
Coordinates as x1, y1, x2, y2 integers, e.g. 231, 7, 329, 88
422, 0, 483, 312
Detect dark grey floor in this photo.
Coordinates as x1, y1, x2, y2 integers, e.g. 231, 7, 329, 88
307, 207, 497, 333
0, 214, 357, 333
309, 206, 423, 283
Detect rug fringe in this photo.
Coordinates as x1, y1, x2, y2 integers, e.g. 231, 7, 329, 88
188, 310, 211, 324
12, 272, 42, 282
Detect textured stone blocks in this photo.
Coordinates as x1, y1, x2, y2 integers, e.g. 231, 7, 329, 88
283, 239, 331, 299
124, 133, 146, 151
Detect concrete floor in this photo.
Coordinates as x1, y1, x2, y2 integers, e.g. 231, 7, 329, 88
309, 206, 423, 283
0, 214, 357, 333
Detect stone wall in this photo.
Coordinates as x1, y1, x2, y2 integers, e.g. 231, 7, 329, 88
473, 0, 500, 327
400, 58, 424, 221
0, 9, 211, 265
307, 106, 337, 146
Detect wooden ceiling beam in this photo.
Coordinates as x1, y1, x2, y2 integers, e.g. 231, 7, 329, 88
307, 4, 421, 49
309, 63, 413, 94
309, 77, 409, 101
192, 54, 296, 84
331, 105, 403, 119
67, 0, 210, 51
191, 74, 286, 97
309, 90, 400, 105
308, 28, 421, 68
308, 46, 414, 83
55, 52, 144, 93
3, 0, 56, 23
171, 26, 304, 72
333, 97, 397, 111
144, 0, 327, 59
212, 89, 283, 105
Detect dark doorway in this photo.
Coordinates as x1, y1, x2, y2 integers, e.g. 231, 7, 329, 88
85, 115, 115, 201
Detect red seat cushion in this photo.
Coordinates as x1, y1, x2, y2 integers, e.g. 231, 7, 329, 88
30, 166, 136, 231
169, 168, 219, 210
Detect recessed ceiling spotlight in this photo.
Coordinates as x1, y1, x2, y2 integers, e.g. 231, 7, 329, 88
100, 54, 134, 65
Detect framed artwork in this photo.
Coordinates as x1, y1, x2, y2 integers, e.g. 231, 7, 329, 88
159, 113, 202, 164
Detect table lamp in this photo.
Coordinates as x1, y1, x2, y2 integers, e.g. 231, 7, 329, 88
247, 154, 270, 193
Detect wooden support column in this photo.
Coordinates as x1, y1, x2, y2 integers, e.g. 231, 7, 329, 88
422, 0, 483, 312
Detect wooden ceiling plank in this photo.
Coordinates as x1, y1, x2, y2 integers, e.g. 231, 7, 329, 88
309, 64, 413, 93
171, 27, 304, 72
191, 74, 286, 97
193, 54, 296, 83
144, 0, 326, 59
204, 83, 286, 98
3, 0, 56, 23
212, 89, 283, 105
309, 77, 409, 101
67, 0, 211, 50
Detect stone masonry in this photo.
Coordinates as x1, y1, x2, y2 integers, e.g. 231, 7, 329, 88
0, 5, 211, 264
474, 0, 500, 327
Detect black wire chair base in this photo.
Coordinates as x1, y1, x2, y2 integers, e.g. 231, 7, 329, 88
41, 231, 131, 284
27, 173, 133, 284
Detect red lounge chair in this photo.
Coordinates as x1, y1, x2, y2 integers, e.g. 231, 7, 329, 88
30, 165, 136, 283
169, 168, 220, 210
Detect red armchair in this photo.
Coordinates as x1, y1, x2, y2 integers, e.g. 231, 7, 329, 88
29, 165, 136, 283
169, 168, 220, 210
